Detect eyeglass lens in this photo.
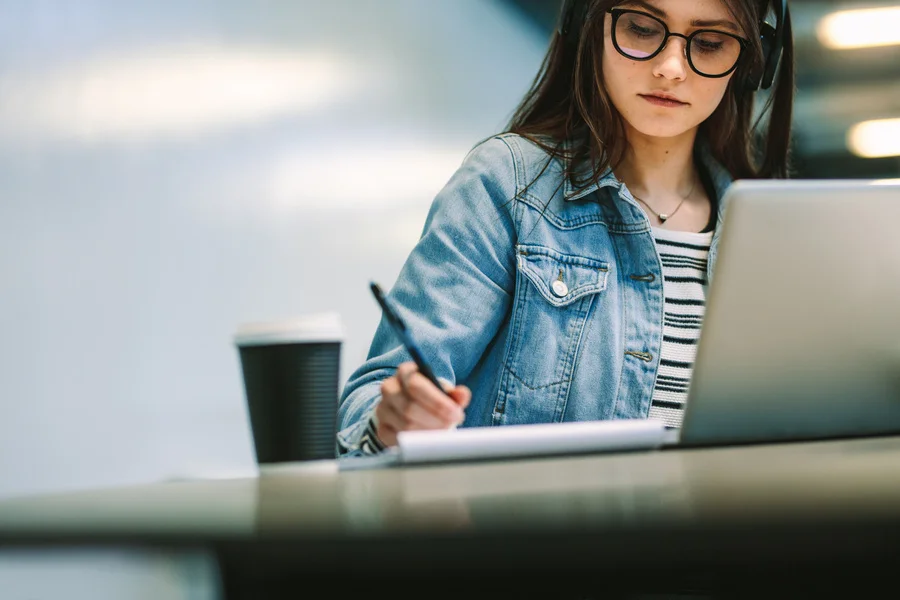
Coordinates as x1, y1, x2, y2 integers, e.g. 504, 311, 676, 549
614, 11, 742, 77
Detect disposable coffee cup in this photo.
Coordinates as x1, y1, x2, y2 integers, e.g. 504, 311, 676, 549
234, 312, 343, 464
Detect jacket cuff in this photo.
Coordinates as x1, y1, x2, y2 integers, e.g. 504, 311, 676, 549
337, 407, 388, 457
359, 412, 388, 454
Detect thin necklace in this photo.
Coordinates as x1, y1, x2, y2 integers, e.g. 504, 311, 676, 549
631, 175, 697, 224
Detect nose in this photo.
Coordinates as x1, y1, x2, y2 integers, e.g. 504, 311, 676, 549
652, 37, 688, 81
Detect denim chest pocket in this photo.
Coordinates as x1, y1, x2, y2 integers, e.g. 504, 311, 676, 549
517, 245, 610, 308
500, 244, 610, 398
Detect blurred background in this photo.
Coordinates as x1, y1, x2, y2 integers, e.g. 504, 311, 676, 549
515, 0, 900, 177
1, 0, 898, 597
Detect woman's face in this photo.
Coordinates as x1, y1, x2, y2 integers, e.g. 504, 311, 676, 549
602, 0, 744, 140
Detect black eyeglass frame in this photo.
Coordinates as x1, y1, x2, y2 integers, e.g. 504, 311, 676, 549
607, 8, 749, 79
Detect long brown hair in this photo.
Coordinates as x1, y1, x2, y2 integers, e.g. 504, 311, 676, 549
504, 0, 795, 191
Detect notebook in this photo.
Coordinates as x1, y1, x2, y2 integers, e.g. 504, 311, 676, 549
338, 419, 668, 470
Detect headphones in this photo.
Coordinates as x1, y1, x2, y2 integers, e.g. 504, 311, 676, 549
557, 0, 788, 92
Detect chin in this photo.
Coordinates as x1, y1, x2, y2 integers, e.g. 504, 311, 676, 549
623, 104, 709, 138
629, 119, 698, 139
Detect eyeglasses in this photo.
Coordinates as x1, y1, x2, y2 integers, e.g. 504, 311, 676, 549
608, 8, 747, 78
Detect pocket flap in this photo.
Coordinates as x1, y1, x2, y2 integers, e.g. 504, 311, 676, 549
516, 244, 610, 307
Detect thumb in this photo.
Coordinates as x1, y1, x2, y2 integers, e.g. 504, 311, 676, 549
447, 385, 471, 409
438, 378, 471, 409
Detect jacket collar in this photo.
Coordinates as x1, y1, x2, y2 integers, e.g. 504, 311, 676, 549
561, 138, 733, 208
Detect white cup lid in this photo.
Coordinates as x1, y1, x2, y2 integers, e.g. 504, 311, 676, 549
234, 312, 344, 346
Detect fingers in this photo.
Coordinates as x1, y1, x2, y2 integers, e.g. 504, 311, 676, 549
439, 376, 472, 418
376, 373, 441, 434
376, 377, 409, 432
396, 363, 465, 425
448, 385, 472, 410
376, 363, 467, 439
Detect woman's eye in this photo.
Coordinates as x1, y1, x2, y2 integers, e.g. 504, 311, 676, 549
627, 23, 660, 37
694, 39, 724, 53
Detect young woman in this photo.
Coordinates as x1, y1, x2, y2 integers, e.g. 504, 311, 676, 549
337, 0, 794, 455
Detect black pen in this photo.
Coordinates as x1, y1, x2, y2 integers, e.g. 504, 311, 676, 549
369, 281, 447, 395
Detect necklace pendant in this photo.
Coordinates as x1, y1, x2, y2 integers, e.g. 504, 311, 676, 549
659, 214, 669, 222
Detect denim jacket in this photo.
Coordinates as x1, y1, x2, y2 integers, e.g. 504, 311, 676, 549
337, 133, 734, 456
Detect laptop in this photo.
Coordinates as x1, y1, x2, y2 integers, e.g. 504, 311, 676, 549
674, 178, 900, 448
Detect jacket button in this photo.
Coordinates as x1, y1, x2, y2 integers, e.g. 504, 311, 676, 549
552, 280, 569, 297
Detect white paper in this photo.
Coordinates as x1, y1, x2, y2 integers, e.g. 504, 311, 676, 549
396, 419, 667, 465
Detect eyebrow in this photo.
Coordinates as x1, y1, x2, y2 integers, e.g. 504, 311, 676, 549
619, 0, 742, 32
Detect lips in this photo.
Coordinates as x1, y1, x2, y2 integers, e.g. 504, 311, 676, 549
640, 94, 688, 108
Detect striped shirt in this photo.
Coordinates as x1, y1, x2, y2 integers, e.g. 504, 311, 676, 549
648, 226, 713, 428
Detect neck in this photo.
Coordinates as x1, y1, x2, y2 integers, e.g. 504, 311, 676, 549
614, 126, 699, 199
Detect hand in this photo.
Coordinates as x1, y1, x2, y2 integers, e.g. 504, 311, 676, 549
374, 361, 471, 447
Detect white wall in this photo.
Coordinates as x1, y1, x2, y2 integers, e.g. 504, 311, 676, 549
0, 0, 547, 501
0, 1, 547, 596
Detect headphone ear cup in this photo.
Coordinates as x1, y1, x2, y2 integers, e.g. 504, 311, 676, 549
744, 64, 762, 93
759, 20, 783, 90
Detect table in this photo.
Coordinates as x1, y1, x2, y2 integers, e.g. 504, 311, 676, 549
1, 436, 899, 599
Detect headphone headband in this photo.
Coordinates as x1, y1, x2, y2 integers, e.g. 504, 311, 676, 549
557, 0, 586, 39
556, 0, 788, 91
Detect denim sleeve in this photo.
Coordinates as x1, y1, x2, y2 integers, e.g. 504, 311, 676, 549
336, 135, 520, 455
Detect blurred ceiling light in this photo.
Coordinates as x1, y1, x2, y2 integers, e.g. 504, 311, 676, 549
847, 118, 900, 158
817, 6, 900, 49
0, 44, 359, 142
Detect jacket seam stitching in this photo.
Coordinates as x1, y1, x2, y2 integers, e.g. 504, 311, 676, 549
490, 134, 524, 422
610, 235, 628, 419
553, 293, 594, 421
504, 363, 571, 391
